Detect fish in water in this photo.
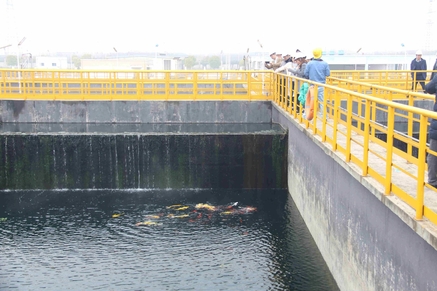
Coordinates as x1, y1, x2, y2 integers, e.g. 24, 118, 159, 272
112, 213, 124, 218
220, 206, 257, 215
220, 211, 234, 216
236, 206, 257, 214
167, 214, 190, 219
195, 203, 216, 211
174, 206, 189, 211
136, 221, 162, 226
144, 215, 161, 219
227, 202, 239, 208
166, 204, 184, 209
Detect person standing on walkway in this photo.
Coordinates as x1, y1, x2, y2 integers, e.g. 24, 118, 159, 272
265, 52, 283, 70
425, 74, 437, 188
411, 50, 427, 91
287, 53, 307, 113
304, 48, 330, 116
430, 52, 437, 81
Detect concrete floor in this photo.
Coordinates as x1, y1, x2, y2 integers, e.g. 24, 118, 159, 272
303, 113, 437, 251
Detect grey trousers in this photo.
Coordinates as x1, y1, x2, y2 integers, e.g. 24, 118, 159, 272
427, 139, 437, 186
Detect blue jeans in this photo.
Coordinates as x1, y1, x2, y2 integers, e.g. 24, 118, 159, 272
428, 139, 437, 186
317, 86, 324, 116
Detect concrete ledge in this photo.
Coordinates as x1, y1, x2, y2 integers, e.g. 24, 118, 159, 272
273, 103, 437, 291
0, 125, 287, 190
0, 100, 272, 124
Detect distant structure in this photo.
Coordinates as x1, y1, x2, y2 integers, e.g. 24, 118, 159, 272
21, 53, 33, 69
81, 57, 183, 70
34, 56, 67, 69
426, 0, 437, 51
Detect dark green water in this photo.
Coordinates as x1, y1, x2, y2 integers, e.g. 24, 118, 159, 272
0, 189, 338, 291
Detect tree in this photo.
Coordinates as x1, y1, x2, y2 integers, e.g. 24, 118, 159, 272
184, 56, 196, 69
72, 55, 81, 69
239, 59, 245, 68
6, 55, 17, 67
71, 54, 92, 69
209, 56, 221, 69
200, 56, 209, 68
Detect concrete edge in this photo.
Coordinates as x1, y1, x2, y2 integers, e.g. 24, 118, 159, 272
273, 103, 437, 251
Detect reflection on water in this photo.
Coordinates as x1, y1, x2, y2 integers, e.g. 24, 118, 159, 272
0, 189, 338, 291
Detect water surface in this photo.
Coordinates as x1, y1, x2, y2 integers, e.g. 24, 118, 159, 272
0, 189, 338, 290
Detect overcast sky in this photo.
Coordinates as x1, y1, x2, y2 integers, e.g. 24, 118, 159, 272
0, 0, 432, 56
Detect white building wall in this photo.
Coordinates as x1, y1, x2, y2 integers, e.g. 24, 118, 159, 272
35, 56, 68, 69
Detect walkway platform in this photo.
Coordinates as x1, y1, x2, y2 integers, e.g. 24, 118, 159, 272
290, 104, 437, 250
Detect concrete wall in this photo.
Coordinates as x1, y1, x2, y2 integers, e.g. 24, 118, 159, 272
0, 130, 287, 190
0, 100, 272, 124
2, 97, 437, 290
273, 104, 437, 291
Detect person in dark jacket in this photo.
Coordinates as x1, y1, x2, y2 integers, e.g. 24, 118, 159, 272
431, 52, 437, 81
411, 50, 427, 91
425, 75, 437, 188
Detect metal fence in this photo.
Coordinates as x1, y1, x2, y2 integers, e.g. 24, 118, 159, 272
330, 69, 437, 91
0, 69, 273, 101
1, 67, 436, 226
273, 72, 437, 226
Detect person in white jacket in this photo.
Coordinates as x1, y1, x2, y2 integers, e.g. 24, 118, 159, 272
275, 54, 296, 75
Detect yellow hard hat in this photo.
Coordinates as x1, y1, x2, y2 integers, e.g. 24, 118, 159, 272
313, 48, 322, 59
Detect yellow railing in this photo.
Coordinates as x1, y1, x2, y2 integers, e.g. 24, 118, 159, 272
0, 69, 273, 101
330, 70, 437, 91
273, 72, 437, 226
1, 68, 436, 226
327, 76, 434, 101
327, 77, 435, 159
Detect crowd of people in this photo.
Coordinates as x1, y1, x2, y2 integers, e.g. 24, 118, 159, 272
264, 48, 437, 190
264, 48, 330, 118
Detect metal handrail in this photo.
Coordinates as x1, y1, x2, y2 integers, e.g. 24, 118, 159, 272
1, 68, 436, 226
329, 69, 437, 91
272, 72, 437, 226
0, 69, 274, 101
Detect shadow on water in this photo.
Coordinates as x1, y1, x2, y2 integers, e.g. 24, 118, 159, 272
0, 189, 339, 291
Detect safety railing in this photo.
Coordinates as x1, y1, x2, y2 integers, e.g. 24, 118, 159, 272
273, 72, 437, 226
330, 70, 437, 91
327, 77, 434, 160
1, 68, 436, 226
327, 76, 434, 101
0, 69, 273, 101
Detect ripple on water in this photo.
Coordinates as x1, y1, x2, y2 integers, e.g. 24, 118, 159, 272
0, 189, 339, 291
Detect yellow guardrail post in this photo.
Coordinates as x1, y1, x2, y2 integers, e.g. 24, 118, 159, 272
406, 92, 415, 158
370, 97, 377, 138
136, 71, 141, 101
321, 87, 327, 142
345, 92, 353, 162
220, 72, 224, 100
112, 72, 116, 101
81, 71, 85, 100
416, 114, 428, 220
357, 83, 363, 133
412, 73, 416, 91
385, 106, 395, 195
362, 99, 371, 176
57, 70, 61, 100
193, 72, 198, 100
165, 71, 169, 101
247, 71, 252, 101
332, 89, 339, 151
